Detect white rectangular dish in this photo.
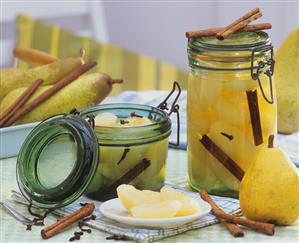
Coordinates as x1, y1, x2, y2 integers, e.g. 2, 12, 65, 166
0, 122, 39, 159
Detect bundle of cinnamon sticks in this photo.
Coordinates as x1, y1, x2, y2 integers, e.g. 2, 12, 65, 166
186, 8, 271, 39
0, 60, 96, 128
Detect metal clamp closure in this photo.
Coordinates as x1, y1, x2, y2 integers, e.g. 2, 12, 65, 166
69, 108, 80, 115
87, 114, 95, 129
251, 44, 275, 104
157, 81, 181, 147
69, 108, 95, 128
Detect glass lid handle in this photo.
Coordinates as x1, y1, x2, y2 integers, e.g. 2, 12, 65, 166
157, 81, 181, 147
69, 108, 81, 115
250, 45, 275, 104
69, 108, 95, 128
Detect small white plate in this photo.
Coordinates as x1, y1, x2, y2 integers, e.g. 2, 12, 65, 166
99, 198, 211, 228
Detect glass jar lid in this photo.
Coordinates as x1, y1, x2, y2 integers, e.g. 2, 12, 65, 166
16, 114, 99, 209
188, 31, 273, 71
191, 31, 270, 49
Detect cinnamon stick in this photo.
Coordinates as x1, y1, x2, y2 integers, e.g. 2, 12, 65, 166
96, 158, 150, 200
246, 90, 263, 146
3, 60, 96, 127
41, 203, 95, 239
217, 11, 262, 40
216, 8, 261, 40
0, 79, 43, 127
219, 8, 260, 33
199, 134, 244, 180
240, 23, 272, 32
199, 190, 244, 237
186, 23, 272, 38
199, 190, 275, 236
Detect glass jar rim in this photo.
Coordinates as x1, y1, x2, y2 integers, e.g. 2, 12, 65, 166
80, 103, 172, 146
189, 31, 270, 51
188, 31, 273, 72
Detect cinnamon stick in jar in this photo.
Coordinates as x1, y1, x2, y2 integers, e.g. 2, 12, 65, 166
246, 90, 263, 146
41, 203, 95, 239
199, 134, 244, 180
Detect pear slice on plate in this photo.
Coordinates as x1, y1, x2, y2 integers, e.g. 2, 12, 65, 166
130, 200, 182, 218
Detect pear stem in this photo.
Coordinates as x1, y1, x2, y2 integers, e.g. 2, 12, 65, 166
111, 79, 124, 84
268, 135, 275, 148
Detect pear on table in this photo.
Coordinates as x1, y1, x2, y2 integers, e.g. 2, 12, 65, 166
275, 28, 299, 134
0, 73, 117, 125
0, 57, 83, 101
240, 135, 299, 225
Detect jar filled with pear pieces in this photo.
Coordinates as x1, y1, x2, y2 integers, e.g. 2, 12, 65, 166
187, 31, 277, 197
80, 103, 171, 200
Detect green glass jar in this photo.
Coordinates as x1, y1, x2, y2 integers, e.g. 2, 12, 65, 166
17, 103, 171, 209
187, 31, 277, 197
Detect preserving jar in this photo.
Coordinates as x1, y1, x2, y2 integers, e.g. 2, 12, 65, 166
187, 31, 276, 197
16, 103, 172, 209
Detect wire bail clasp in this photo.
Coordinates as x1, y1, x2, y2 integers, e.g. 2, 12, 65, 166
69, 108, 95, 128
69, 108, 80, 115
157, 81, 181, 147
250, 44, 275, 104
87, 114, 95, 129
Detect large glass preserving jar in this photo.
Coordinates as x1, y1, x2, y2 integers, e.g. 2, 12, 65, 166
187, 31, 276, 197
16, 103, 171, 209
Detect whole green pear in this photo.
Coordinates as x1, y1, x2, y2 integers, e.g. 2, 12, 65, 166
240, 136, 299, 225
0, 57, 83, 101
0, 73, 120, 125
275, 28, 299, 134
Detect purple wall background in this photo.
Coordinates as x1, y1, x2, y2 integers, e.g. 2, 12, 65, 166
103, 1, 299, 71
